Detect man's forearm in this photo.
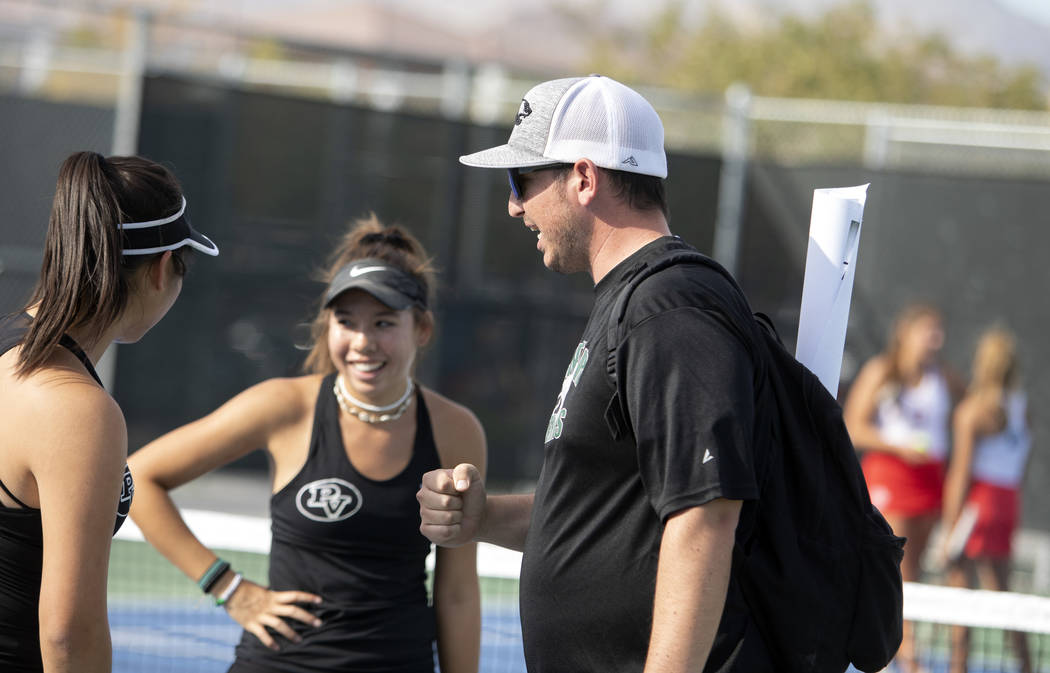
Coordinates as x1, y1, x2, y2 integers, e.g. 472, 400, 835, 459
644, 499, 741, 673
477, 493, 534, 552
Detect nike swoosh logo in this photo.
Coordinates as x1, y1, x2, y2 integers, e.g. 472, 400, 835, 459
349, 265, 387, 277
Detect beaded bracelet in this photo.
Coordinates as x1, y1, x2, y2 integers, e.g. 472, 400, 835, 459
198, 558, 231, 594
215, 572, 244, 607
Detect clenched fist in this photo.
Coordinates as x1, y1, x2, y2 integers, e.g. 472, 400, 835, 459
417, 463, 486, 547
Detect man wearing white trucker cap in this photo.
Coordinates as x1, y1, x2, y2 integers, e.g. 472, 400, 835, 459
418, 75, 772, 672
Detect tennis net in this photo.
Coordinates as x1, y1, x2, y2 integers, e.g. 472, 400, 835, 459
110, 508, 1050, 673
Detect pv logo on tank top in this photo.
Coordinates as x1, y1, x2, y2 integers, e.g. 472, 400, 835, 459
114, 465, 134, 533
296, 478, 363, 522
117, 465, 134, 519
119, 466, 134, 505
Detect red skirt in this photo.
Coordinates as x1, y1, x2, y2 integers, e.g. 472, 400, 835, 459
862, 452, 944, 518
963, 481, 1020, 560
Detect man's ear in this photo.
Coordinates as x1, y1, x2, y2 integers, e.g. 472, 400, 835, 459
570, 159, 600, 207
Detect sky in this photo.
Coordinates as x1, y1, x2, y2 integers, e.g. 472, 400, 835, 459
996, 0, 1050, 24
218, 0, 1050, 36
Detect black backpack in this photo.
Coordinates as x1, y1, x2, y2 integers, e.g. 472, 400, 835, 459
606, 249, 905, 673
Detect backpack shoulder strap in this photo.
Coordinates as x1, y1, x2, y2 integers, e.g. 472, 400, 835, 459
753, 311, 786, 349
605, 250, 745, 386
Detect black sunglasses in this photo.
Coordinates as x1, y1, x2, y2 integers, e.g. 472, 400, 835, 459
507, 163, 572, 201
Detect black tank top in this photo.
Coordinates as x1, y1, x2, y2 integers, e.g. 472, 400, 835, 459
0, 313, 134, 672
233, 373, 441, 672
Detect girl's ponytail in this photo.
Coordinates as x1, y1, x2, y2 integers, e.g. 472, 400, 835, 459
16, 152, 185, 377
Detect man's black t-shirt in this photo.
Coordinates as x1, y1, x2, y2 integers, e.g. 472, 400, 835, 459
519, 237, 774, 672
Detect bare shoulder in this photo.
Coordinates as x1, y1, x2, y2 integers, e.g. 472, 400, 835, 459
226, 374, 323, 426
971, 389, 1005, 433
420, 386, 486, 470
420, 386, 483, 434
30, 371, 124, 438
844, 355, 889, 408
856, 355, 890, 385
954, 392, 993, 433
17, 372, 127, 472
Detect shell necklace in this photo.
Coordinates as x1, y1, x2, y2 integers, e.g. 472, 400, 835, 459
333, 375, 414, 423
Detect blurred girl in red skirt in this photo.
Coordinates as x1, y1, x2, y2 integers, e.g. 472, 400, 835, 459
942, 327, 1032, 673
844, 304, 963, 673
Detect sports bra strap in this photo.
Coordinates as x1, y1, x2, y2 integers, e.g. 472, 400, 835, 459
0, 477, 31, 510
58, 333, 102, 387
5, 313, 102, 387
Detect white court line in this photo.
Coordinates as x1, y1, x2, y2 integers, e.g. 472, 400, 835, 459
117, 508, 522, 578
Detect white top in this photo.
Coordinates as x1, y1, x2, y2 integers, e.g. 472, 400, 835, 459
875, 369, 952, 461
971, 391, 1030, 489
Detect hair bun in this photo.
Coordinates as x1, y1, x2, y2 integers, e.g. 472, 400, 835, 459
361, 230, 413, 251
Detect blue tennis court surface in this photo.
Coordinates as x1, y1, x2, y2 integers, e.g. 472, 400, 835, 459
110, 600, 526, 673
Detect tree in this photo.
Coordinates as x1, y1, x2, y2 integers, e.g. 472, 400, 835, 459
583, 0, 1047, 110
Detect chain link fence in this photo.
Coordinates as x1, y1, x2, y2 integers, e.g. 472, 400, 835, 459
0, 5, 1048, 515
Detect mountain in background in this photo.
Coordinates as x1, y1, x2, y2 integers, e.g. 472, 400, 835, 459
749, 0, 1050, 70
136, 0, 1050, 81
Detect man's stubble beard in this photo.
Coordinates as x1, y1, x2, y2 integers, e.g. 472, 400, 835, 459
545, 202, 593, 277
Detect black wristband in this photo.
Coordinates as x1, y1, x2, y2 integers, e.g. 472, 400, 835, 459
198, 559, 231, 594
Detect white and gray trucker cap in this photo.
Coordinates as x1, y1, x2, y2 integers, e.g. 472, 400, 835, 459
459, 75, 667, 179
